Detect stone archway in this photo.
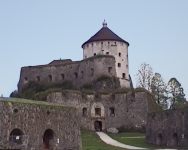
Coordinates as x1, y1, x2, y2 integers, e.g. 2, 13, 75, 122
171, 133, 178, 147
43, 129, 54, 150
9, 128, 24, 144
156, 133, 162, 146
94, 121, 102, 131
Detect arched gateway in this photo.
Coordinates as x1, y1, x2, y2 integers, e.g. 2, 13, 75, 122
43, 129, 54, 150
94, 121, 102, 131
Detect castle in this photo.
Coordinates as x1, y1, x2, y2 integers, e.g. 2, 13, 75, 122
1, 21, 170, 150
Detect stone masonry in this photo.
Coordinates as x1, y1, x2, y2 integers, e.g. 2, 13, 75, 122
0, 98, 82, 150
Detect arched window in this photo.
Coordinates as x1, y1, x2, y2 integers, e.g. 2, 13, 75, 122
118, 63, 121, 67
9, 129, 24, 144
109, 107, 115, 116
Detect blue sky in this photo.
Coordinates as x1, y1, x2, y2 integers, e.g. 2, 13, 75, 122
0, 1, 188, 99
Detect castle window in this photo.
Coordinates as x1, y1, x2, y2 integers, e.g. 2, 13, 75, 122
119, 53, 121, 57
95, 108, 101, 116
91, 68, 94, 76
108, 67, 112, 73
122, 43, 123, 46
92, 43, 93, 46
13, 109, 18, 114
127, 54, 128, 59
61, 74, 65, 80
87, 44, 89, 47
48, 75, 52, 81
126, 65, 128, 69
36, 76, 40, 82
109, 107, 115, 116
74, 72, 78, 79
81, 71, 84, 79
94, 53, 96, 56
122, 73, 126, 79
83, 108, 87, 116
106, 52, 109, 55
85, 55, 87, 59
115, 42, 116, 45
24, 77, 28, 83
118, 63, 121, 67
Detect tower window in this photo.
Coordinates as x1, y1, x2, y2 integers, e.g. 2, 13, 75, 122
61, 74, 65, 80
108, 67, 112, 73
24, 77, 28, 83
118, 63, 121, 67
48, 75, 52, 81
119, 53, 121, 57
122, 73, 126, 79
94, 53, 96, 56
74, 72, 78, 79
36, 76, 40, 82
106, 52, 109, 55
126, 65, 128, 69
91, 68, 94, 76
95, 108, 101, 116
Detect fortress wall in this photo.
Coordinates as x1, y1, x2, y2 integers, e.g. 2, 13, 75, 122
47, 91, 153, 131
0, 99, 82, 150
146, 108, 188, 147
18, 56, 116, 91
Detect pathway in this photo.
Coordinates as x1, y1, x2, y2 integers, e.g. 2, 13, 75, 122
96, 132, 177, 150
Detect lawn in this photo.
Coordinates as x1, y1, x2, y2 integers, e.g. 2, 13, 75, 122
106, 132, 156, 149
81, 130, 127, 150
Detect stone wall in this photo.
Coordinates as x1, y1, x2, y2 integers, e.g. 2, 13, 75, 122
0, 98, 82, 150
146, 108, 188, 148
47, 91, 159, 132
18, 55, 116, 91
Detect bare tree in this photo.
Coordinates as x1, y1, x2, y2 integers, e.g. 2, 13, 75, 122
135, 62, 154, 91
151, 73, 168, 109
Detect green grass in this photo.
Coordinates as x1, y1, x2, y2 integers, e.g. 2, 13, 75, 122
0, 97, 73, 109
106, 132, 156, 149
81, 130, 127, 150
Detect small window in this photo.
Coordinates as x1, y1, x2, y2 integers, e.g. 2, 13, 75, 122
36, 76, 40, 82
122, 73, 126, 79
13, 109, 18, 114
92, 43, 93, 46
24, 77, 28, 83
122, 43, 123, 46
85, 55, 87, 59
94, 53, 96, 56
91, 68, 94, 76
127, 54, 128, 58
81, 71, 84, 79
87, 44, 89, 47
74, 72, 78, 79
48, 75, 52, 81
126, 65, 128, 69
109, 107, 115, 116
118, 63, 121, 67
95, 108, 101, 116
101, 42, 103, 44
61, 74, 65, 80
108, 67, 112, 73
106, 52, 109, 55
83, 108, 87, 116
119, 53, 121, 57
115, 42, 116, 45
108, 42, 110, 44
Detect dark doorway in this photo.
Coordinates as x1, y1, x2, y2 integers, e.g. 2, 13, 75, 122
157, 133, 162, 146
43, 129, 54, 150
9, 129, 24, 144
172, 133, 178, 147
94, 121, 102, 131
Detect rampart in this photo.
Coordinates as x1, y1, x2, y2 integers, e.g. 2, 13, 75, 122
18, 55, 116, 91
47, 90, 160, 132
146, 108, 188, 148
0, 98, 82, 150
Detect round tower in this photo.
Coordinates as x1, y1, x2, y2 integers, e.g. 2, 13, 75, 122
82, 20, 130, 88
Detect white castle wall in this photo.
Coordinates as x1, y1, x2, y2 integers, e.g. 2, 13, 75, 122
83, 40, 130, 88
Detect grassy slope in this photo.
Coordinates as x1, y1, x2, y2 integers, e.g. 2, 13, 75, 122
81, 131, 127, 150
106, 132, 156, 149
